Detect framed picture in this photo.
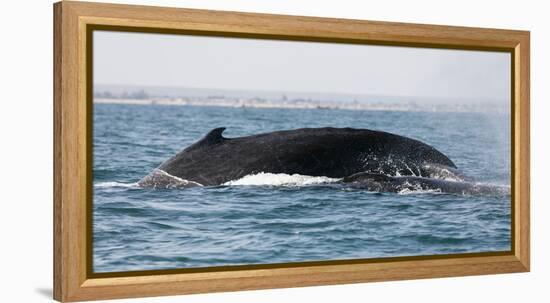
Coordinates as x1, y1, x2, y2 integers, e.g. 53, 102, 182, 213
53, 1, 530, 302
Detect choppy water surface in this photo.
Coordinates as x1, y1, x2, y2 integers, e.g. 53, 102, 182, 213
93, 104, 511, 273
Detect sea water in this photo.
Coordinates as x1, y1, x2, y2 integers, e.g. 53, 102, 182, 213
93, 104, 511, 273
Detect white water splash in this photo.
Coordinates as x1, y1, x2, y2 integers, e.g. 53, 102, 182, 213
421, 164, 467, 182
138, 169, 204, 188
94, 181, 139, 188
224, 172, 340, 186
397, 188, 443, 195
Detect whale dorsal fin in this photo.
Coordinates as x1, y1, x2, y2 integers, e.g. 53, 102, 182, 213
202, 127, 226, 144
185, 127, 227, 152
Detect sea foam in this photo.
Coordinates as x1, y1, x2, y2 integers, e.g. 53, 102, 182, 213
94, 181, 139, 188
224, 172, 340, 186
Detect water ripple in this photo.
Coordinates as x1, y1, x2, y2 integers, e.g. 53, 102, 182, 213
92, 104, 511, 273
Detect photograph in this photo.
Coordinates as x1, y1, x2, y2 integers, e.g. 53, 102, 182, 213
92, 29, 512, 273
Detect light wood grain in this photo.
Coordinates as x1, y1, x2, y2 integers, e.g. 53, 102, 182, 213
53, 1, 530, 301
514, 33, 530, 270
54, 1, 87, 301
53, 3, 63, 300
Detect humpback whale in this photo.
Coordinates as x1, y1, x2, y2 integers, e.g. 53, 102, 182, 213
139, 127, 461, 190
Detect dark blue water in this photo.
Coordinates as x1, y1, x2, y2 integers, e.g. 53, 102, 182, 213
93, 104, 511, 273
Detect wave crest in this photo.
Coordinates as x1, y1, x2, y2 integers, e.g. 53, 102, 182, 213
94, 181, 138, 188
138, 169, 203, 189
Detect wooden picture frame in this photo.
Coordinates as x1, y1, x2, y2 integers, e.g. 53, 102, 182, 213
53, 1, 530, 301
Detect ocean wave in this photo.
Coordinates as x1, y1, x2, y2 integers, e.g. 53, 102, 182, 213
420, 164, 467, 182
397, 188, 443, 195
470, 182, 511, 195
97, 171, 509, 196
94, 181, 139, 188
224, 172, 340, 186
396, 180, 510, 196
138, 169, 204, 189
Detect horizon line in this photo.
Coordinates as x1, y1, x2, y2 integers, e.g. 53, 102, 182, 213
93, 83, 509, 104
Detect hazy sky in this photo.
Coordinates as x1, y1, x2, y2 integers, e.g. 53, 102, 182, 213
94, 30, 510, 102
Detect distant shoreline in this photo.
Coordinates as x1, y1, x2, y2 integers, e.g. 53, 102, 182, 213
93, 98, 510, 114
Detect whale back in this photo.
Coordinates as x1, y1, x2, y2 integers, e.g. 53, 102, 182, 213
154, 127, 456, 186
